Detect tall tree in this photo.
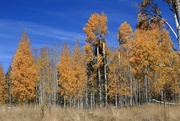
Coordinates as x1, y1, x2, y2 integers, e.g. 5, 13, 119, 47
71, 41, 86, 108
35, 47, 51, 105
33, 44, 60, 105
5, 66, 12, 105
83, 12, 108, 107
129, 28, 159, 103
83, 44, 96, 108
0, 64, 8, 104
10, 31, 37, 103
108, 50, 120, 106
117, 22, 133, 106
57, 43, 73, 107
152, 29, 179, 101
49, 44, 61, 105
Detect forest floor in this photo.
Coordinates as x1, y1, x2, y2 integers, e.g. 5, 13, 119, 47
0, 103, 180, 121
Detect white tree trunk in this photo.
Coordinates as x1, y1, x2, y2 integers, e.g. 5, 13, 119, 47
97, 46, 102, 107
103, 42, 108, 106
90, 92, 93, 109
85, 80, 88, 107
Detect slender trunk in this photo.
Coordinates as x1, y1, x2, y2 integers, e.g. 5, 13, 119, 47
93, 92, 96, 108
69, 95, 72, 107
85, 80, 88, 107
40, 82, 43, 105
73, 95, 76, 108
42, 70, 46, 105
145, 74, 148, 103
97, 45, 102, 107
130, 67, 133, 106
115, 75, 118, 107
176, 1, 180, 50
103, 42, 108, 106
78, 98, 80, 109
91, 92, 93, 109
80, 98, 83, 109
161, 90, 164, 102
138, 81, 141, 105
119, 94, 123, 107
118, 44, 121, 106
144, 67, 149, 103
64, 96, 66, 108
52, 70, 58, 105
148, 78, 151, 102
56, 71, 58, 105
115, 93, 118, 107
135, 80, 138, 105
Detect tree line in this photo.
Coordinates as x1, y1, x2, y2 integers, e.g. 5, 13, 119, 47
1, 0, 180, 108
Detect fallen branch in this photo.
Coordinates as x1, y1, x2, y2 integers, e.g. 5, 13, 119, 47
151, 99, 180, 105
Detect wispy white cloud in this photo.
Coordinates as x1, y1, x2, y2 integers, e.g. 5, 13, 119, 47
0, 19, 86, 72
26, 22, 86, 42
0, 19, 86, 43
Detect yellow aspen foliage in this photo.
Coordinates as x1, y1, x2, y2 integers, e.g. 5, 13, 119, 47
152, 29, 179, 98
118, 22, 133, 45
83, 13, 108, 107
108, 22, 133, 103
83, 44, 94, 63
108, 50, 132, 98
83, 12, 108, 44
130, 25, 179, 99
0, 65, 8, 103
10, 31, 37, 103
129, 28, 159, 79
83, 44, 97, 92
108, 50, 120, 99
57, 43, 73, 100
72, 42, 86, 99
94, 54, 103, 69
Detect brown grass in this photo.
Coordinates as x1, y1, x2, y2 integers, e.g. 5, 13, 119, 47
0, 104, 180, 121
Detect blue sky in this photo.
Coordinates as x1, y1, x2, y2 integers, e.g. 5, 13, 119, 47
0, 0, 178, 72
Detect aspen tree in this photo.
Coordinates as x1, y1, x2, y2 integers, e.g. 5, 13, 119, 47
83, 12, 108, 107
11, 31, 37, 103
57, 43, 72, 107
83, 44, 96, 108
108, 50, 120, 106
117, 22, 133, 105
5, 66, 12, 105
0, 64, 8, 103
72, 42, 86, 108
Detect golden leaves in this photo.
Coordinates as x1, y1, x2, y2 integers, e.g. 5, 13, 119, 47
57, 42, 86, 100
83, 12, 108, 44
0, 65, 7, 103
71, 42, 86, 99
10, 31, 37, 102
118, 22, 133, 45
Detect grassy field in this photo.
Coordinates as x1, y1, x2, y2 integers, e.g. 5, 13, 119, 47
0, 104, 180, 121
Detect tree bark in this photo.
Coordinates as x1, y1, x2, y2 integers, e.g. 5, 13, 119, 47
103, 42, 108, 106
64, 96, 66, 108
97, 45, 102, 107
91, 92, 93, 109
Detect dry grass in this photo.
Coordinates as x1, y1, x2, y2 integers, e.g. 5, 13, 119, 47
0, 104, 180, 121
